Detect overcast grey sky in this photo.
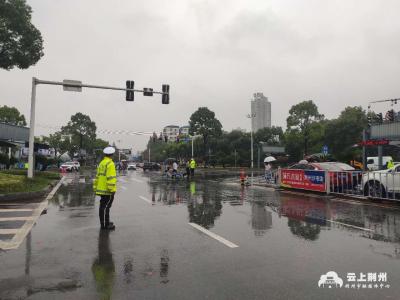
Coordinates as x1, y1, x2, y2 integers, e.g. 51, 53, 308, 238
1, 0, 400, 151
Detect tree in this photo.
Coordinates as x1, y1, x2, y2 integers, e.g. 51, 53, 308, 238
325, 106, 367, 161
0, 0, 44, 70
189, 107, 222, 158
254, 126, 284, 145
46, 131, 72, 161
61, 113, 97, 157
286, 100, 323, 156
0, 105, 26, 125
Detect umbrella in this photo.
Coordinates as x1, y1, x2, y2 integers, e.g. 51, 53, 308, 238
264, 156, 276, 163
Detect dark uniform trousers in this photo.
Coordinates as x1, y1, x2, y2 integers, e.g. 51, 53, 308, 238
99, 194, 114, 227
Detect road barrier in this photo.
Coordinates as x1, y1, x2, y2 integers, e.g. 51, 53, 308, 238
278, 168, 400, 202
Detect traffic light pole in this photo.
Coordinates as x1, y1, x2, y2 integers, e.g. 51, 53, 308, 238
27, 77, 169, 178
27, 78, 37, 178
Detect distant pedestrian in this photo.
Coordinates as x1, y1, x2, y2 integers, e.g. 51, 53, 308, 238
93, 147, 117, 230
190, 158, 196, 177
185, 160, 190, 178
386, 159, 394, 169
172, 160, 178, 177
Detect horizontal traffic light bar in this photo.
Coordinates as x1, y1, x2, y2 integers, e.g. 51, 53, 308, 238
33, 78, 169, 96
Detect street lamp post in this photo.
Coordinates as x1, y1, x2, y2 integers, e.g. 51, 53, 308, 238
190, 133, 200, 158
247, 113, 256, 169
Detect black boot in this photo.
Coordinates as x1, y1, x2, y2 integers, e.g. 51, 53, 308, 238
104, 223, 115, 230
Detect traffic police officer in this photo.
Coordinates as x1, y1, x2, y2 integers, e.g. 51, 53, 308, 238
93, 146, 117, 230
190, 158, 196, 177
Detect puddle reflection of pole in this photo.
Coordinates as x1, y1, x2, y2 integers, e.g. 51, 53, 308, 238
25, 232, 31, 276
160, 249, 169, 284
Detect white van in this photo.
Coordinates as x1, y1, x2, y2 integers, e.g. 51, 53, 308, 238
366, 156, 393, 170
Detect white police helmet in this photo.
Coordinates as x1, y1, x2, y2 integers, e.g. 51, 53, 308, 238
103, 146, 115, 155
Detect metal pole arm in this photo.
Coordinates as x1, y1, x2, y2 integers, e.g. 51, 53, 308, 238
35, 78, 168, 95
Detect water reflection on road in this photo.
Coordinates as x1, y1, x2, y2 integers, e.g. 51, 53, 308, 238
147, 175, 400, 254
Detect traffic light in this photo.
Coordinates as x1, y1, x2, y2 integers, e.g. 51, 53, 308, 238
162, 84, 170, 104
367, 114, 372, 126
126, 81, 134, 101
388, 109, 395, 122
143, 88, 153, 96
377, 113, 383, 124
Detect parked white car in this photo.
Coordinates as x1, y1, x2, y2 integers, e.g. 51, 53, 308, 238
127, 163, 136, 170
363, 163, 400, 197
366, 156, 393, 171
60, 161, 80, 172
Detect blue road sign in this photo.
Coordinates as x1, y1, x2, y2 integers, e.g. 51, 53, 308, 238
322, 145, 328, 155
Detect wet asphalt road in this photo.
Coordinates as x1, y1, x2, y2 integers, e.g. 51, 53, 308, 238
0, 170, 400, 299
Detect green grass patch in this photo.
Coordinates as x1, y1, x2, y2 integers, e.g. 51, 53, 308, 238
0, 171, 60, 194
1, 169, 60, 180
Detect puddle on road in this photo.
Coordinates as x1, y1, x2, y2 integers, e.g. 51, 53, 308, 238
144, 174, 400, 245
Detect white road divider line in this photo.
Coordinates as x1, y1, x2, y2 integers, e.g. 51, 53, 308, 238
0, 229, 19, 234
0, 217, 35, 222
139, 196, 152, 204
131, 178, 144, 183
120, 186, 127, 190
189, 223, 239, 248
327, 219, 374, 232
0, 208, 34, 212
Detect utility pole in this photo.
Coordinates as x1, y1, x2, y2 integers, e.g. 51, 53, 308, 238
27, 77, 169, 178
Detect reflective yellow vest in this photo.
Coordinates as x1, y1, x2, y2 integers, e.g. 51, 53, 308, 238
190, 159, 196, 169
93, 157, 117, 195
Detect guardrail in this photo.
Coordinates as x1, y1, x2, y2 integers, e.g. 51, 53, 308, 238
278, 168, 400, 202
329, 170, 400, 201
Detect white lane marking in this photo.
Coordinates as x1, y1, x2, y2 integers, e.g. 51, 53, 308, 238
0, 177, 65, 250
327, 220, 374, 232
120, 186, 127, 190
139, 196, 152, 204
0, 217, 34, 222
65, 178, 73, 184
131, 178, 144, 183
0, 208, 34, 212
188, 223, 239, 248
79, 178, 85, 183
0, 229, 19, 234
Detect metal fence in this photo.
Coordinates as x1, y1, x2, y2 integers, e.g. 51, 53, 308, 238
327, 170, 400, 201
275, 168, 400, 202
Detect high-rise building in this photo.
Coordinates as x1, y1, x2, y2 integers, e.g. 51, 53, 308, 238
251, 93, 271, 132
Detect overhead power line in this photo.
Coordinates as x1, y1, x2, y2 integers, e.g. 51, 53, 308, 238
36, 123, 153, 136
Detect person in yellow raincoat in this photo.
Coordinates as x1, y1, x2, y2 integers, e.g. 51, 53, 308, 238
93, 147, 117, 230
